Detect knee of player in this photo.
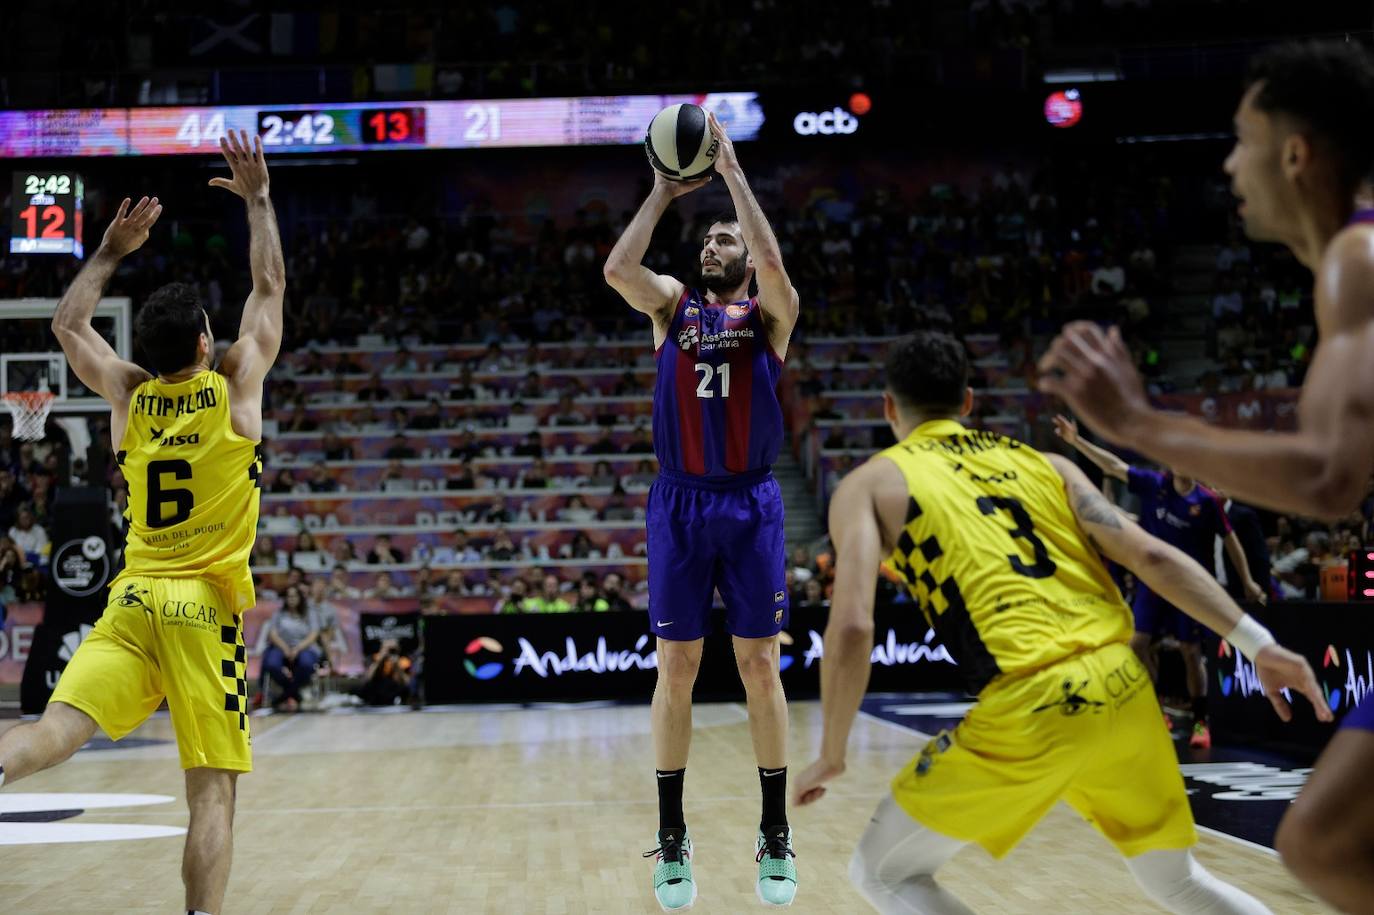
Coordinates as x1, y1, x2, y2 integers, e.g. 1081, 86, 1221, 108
656, 647, 702, 691
186, 770, 238, 813
735, 651, 780, 693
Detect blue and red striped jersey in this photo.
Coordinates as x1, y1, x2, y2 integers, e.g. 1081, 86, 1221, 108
652, 289, 785, 478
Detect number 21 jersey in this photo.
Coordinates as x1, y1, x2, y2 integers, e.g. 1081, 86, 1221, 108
879, 419, 1133, 694
652, 290, 784, 479
118, 370, 262, 614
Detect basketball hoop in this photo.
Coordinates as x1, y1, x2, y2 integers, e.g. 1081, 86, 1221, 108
3, 391, 56, 441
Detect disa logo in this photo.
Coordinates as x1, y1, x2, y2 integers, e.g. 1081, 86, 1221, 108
464, 637, 504, 680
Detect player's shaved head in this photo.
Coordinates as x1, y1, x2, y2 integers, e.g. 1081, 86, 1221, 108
884, 331, 968, 415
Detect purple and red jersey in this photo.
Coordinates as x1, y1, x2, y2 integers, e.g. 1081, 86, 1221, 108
652, 289, 785, 479
1127, 467, 1232, 564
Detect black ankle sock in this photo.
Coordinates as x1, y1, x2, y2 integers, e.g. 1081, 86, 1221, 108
656, 768, 686, 831
1192, 694, 1209, 724
759, 766, 788, 830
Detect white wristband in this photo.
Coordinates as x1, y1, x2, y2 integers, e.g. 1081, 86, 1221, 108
1226, 615, 1276, 659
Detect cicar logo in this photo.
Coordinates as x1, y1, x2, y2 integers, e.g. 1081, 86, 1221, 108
464, 637, 504, 680
792, 107, 859, 136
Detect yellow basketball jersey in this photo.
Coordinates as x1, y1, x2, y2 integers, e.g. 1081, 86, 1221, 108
116, 370, 261, 614
878, 419, 1132, 694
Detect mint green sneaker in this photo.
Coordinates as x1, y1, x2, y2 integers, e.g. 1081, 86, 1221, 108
644, 828, 697, 911
755, 826, 798, 907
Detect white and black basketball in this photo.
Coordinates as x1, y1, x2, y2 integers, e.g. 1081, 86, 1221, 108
644, 103, 718, 181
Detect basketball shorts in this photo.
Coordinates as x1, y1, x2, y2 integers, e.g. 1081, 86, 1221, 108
1132, 590, 1202, 642
646, 467, 788, 641
1341, 695, 1374, 732
891, 641, 1197, 859
50, 575, 252, 772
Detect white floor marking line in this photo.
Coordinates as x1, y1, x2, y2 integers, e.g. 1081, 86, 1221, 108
0, 792, 177, 813
1195, 824, 1280, 858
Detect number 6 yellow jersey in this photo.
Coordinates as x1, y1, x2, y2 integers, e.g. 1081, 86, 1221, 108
878, 419, 1133, 694
117, 370, 262, 615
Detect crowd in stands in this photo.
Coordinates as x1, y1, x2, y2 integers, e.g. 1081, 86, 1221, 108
0, 135, 1358, 625
1202, 225, 1316, 394
11, 1, 1338, 110
0, 431, 73, 604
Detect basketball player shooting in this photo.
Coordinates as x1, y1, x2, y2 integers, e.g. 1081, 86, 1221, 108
0, 130, 283, 915
604, 111, 801, 909
1036, 40, 1374, 913
793, 331, 1329, 915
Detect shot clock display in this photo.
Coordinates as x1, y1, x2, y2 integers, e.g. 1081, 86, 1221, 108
360, 108, 426, 145
10, 172, 83, 258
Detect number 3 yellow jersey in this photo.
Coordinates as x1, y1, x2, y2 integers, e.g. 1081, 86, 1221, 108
117, 370, 262, 615
878, 419, 1133, 694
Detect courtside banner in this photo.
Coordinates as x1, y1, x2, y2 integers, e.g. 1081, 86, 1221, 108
423, 603, 963, 704
20, 486, 117, 714
1204, 602, 1374, 756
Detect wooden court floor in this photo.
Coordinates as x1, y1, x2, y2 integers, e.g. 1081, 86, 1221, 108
0, 701, 1331, 914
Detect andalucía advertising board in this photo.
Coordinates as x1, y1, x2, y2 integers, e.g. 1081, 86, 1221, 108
1205, 603, 1374, 756
423, 604, 963, 704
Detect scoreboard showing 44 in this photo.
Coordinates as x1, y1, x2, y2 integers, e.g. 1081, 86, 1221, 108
10, 172, 83, 259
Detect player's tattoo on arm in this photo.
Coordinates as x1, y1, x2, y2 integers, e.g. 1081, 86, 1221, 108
1071, 480, 1124, 530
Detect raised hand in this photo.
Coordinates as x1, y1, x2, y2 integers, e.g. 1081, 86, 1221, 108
1038, 323, 1149, 446
1253, 643, 1334, 723
209, 129, 271, 200
1052, 414, 1080, 446
100, 196, 163, 258
653, 168, 712, 199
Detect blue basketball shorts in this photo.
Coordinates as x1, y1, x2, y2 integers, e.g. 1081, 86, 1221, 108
646, 467, 789, 642
1341, 696, 1374, 732
1132, 590, 1204, 642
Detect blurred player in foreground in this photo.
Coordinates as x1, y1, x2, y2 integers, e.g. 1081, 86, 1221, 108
1038, 40, 1374, 912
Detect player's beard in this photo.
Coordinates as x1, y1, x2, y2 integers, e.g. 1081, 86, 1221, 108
701, 254, 748, 294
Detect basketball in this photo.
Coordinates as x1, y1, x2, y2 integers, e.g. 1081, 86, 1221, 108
644, 103, 717, 181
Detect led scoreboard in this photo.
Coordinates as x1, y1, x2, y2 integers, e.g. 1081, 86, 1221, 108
10, 172, 83, 258
0, 94, 762, 157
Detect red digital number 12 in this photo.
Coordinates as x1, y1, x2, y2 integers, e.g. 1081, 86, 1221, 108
18, 205, 66, 239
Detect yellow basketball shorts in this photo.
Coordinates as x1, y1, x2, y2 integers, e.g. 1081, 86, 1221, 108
891, 641, 1195, 859
49, 575, 252, 772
